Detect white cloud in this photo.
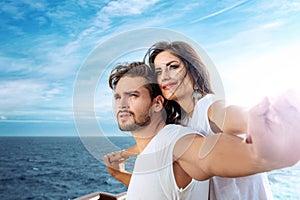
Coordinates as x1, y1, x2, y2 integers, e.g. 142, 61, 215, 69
256, 0, 300, 15
101, 0, 160, 16
74, 0, 161, 44
207, 19, 287, 53
259, 21, 285, 30
0, 116, 7, 120
180, 2, 202, 12
38, 52, 80, 78
0, 1, 48, 21
1, 40, 82, 81
0, 108, 74, 121
46, 7, 77, 19
0, 2, 25, 20
22, 0, 47, 11
5, 24, 25, 36
0, 79, 64, 111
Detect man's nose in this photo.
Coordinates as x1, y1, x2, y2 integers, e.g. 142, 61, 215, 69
118, 97, 129, 109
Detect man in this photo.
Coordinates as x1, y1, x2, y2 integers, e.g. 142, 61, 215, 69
104, 61, 300, 199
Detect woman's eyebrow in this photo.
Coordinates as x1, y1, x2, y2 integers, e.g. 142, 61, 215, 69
166, 60, 180, 66
155, 60, 179, 69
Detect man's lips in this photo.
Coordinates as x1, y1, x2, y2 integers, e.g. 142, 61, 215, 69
118, 111, 132, 120
162, 82, 177, 90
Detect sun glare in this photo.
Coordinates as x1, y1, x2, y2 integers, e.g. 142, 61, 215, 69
221, 42, 300, 107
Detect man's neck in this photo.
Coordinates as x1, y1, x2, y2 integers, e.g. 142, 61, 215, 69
132, 119, 166, 154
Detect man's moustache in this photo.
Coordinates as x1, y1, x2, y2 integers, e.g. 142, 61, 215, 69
117, 110, 134, 116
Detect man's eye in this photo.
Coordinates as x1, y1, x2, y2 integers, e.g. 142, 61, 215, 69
114, 96, 121, 100
129, 94, 137, 97
155, 71, 162, 76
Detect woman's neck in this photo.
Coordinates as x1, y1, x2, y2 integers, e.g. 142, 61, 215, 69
176, 94, 197, 117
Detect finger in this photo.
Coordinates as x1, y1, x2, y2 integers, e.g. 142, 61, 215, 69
270, 98, 300, 127
103, 155, 111, 165
273, 90, 300, 112
120, 150, 131, 160
106, 152, 119, 162
247, 97, 270, 140
248, 97, 270, 117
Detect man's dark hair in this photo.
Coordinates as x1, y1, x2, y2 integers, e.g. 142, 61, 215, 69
109, 61, 162, 100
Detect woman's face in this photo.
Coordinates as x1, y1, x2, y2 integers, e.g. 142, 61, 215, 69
153, 51, 194, 101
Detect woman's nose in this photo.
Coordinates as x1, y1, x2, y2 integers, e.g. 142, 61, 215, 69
160, 69, 170, 82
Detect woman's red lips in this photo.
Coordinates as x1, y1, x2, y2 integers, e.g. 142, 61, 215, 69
162, 83, 176, 90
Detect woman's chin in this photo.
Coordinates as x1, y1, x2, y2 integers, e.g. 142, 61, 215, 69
163, 92, 177, 101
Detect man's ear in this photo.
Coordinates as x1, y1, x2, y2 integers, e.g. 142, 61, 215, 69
153, 95, 164, 112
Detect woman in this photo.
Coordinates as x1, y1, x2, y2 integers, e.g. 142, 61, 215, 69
143, 41, 273, 199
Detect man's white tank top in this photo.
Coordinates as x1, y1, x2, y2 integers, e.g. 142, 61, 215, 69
126, 124, 209, 200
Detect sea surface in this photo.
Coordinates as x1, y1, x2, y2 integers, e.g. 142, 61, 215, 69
0, 136, 299, 200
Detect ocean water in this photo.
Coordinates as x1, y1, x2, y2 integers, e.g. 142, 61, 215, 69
0, 136, 299, 200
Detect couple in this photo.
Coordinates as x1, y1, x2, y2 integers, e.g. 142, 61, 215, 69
103, 41, 300, 199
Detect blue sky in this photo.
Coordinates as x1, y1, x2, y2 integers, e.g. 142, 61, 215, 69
1, 0, 300, 136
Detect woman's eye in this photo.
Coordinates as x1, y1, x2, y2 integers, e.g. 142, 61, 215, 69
169, 64, 179, 69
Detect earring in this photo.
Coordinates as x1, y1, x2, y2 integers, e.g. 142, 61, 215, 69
193, 85, 202, 100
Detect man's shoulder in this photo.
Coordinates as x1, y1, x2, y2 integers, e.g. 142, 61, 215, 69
161, 124, 199, 136
160, 124, 206, 139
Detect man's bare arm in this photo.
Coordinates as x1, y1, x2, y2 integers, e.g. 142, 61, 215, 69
103, 146, 137, 186
209, 100, 248, 135
175, 95, 300, 181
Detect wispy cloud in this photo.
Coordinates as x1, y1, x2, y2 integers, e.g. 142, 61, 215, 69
260, 21, 285, 30
180, 2, 202, 12
100, 0, 160, 16
191, 0, 249, 23
0, 79, 65, 113
0, 2, 26, 20
256, 1, 300, 15
0, 116, 7, 120
75, 0, 161, 44
207, 19, 287, 52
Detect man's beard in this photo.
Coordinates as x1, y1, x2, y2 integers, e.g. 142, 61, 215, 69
118, 111, 151, 131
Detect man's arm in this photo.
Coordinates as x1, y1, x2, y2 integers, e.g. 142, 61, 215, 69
103, 146, 137, 186
175, 95, 300, 181
174, 133, 263, 181
208, 100, 248, 135
103, 152, 132, 187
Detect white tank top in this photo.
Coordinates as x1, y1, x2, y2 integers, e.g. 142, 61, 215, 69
126, 124, 209, 200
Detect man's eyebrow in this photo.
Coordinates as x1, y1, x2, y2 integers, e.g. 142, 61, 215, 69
113, 93, 120, 98
114, 90, 140, 96
125, 90, 140, 95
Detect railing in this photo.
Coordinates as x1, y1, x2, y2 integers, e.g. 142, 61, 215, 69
74, 191, 126, 200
